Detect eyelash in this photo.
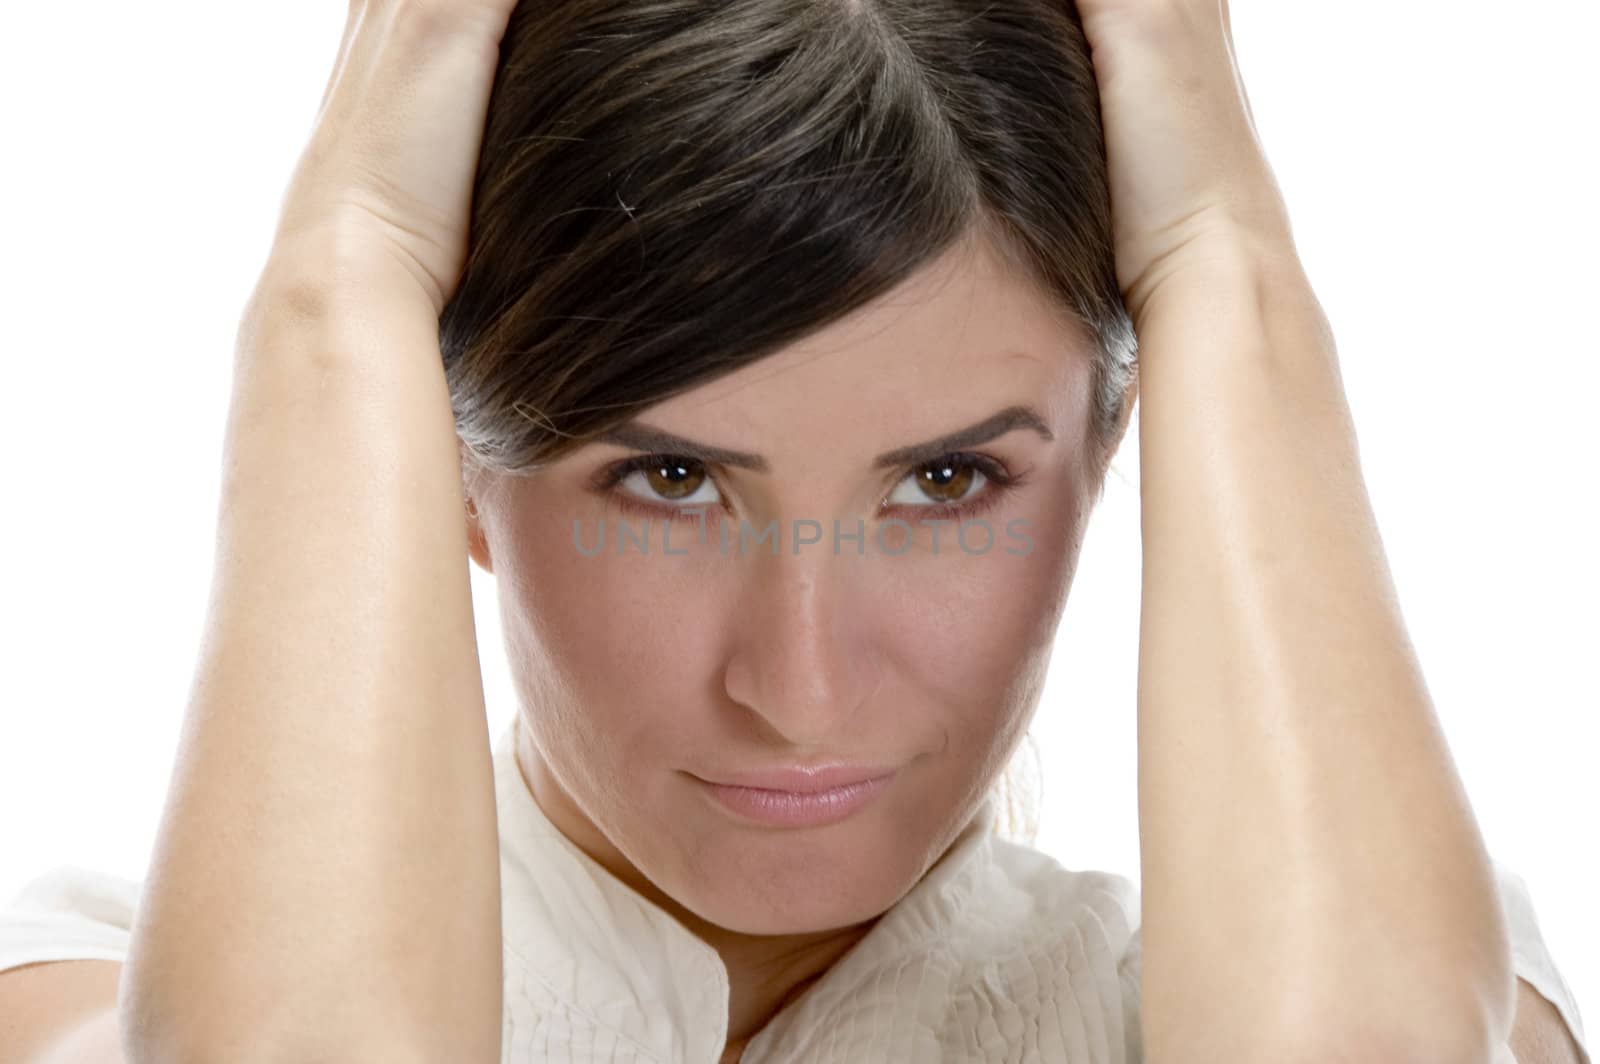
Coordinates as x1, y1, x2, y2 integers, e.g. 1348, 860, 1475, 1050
592, 451, 1028, 526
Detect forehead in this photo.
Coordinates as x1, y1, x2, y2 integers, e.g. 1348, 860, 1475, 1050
644, 239, 1096, 456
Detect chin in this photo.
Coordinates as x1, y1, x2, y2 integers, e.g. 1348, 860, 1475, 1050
675, 823, 914, 936
699, 878, 899, 937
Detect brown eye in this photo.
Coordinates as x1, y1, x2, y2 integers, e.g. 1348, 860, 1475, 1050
881, 453, 1020, 518
913, 460, 977, 504
605, 454, 720, 509
641, 459, 705, 500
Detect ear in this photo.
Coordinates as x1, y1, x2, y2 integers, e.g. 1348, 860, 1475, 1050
465, 491, 493, 574
461, 443, 494, 575
1111, 367, 1139, 449
1090, 375, 1139, 496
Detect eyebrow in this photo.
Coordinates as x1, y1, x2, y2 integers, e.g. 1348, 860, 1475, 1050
594, 404, 1054, 472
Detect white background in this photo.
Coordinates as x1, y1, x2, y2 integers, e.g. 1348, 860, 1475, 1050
2, 0, 1594, 1031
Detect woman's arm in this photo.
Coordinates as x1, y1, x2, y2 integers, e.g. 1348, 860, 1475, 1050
118, 2, 520, 1059
120, 251, 502, 1064
1066, 2, 1517, 1058
1132, 232, 1514, 1063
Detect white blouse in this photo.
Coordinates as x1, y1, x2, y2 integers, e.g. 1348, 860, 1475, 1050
2, 717, 1589, 1063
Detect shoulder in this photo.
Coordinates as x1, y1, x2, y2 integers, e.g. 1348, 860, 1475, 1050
1491, 857, 1591, 1062
914, 838, 1145, 1061
0, 864, 141, 975
980, 836, 1142, 959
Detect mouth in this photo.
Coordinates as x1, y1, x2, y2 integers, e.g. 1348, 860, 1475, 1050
693, 771, 896, 829
695, 761, 901, 793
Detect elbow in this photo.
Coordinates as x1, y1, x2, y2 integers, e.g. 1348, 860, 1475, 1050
1304, 921, 1519, 1064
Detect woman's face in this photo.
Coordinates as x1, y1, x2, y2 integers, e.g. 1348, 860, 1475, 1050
465, 237, 1116, 936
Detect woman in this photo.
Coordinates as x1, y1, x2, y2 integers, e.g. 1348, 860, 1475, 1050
0, 0, 1588, 1061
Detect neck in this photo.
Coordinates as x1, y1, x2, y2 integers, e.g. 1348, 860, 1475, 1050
697, 907, 879, 1050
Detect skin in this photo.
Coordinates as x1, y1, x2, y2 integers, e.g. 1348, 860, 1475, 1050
105, 0, 1577, 1061
462, 232, 1117, 1054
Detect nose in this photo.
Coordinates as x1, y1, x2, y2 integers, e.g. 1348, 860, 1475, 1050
721, 543, 881, 749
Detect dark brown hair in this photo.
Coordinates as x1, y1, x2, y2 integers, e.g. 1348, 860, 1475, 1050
441, 0, 1137, 495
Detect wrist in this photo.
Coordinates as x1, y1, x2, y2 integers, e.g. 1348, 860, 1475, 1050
1129, 227, 1330, 368
239, 248, 445, 382
253, 223, 446, 341
1123, 210, 1303, 328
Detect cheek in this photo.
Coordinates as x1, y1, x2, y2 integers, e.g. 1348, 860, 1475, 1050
877, 548, 1067, 729
873, 483, 1086, 753
496, 505, 727, 749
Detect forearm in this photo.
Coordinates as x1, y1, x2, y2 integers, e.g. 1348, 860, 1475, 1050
122, 252, 502, 1063
1132, 237, 1514, 1062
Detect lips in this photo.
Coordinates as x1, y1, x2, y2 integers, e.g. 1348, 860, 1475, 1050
697, 772, 897, 828
695, 763, 898, 794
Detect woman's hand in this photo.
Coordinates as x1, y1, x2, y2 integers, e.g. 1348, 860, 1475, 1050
1074, 0, 1295, 328
270, 0, 522, 318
